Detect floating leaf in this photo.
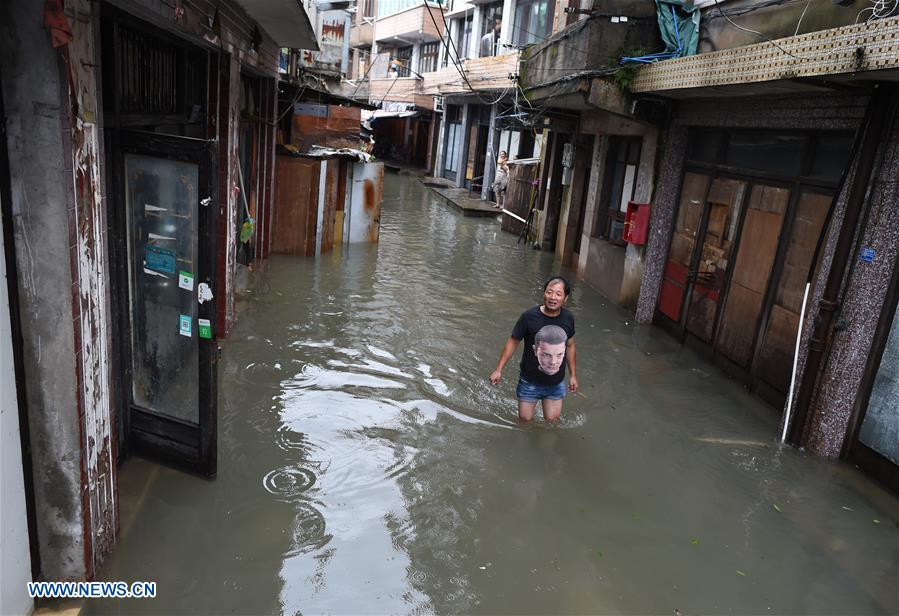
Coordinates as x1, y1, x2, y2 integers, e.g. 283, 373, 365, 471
736, 570, 746, 577
691, 538, 699, 545
772, 504, 782, 513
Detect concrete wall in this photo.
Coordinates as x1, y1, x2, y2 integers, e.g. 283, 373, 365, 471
520, 4, 660, 90
1, 202, 33, 616
0, 0, 88, 581
582, 239, 625, 301
698, 0, 872, 53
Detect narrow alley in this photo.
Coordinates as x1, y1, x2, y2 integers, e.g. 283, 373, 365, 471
84, 174, 897, 615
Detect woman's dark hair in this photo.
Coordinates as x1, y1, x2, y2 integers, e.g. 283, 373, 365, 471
543, 275, 571, 297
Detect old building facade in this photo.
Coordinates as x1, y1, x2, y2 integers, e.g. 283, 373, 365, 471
0, 0, 316, 610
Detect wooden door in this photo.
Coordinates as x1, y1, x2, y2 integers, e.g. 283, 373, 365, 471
683, 177, 748, 343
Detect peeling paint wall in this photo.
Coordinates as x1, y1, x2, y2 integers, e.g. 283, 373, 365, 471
224, 54, 241, 334
66, 0, 117, 571
1, 0, 87, 581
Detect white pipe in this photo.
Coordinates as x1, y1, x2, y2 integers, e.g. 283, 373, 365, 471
501, 208, 527, 224
315, 160, 327, 257
782, 281, 811, 443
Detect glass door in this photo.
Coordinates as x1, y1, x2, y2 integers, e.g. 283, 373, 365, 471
715, 183, 790, 368
754, 189, 833, 396
857, 309, 899, 465
847, 267, 899, 492
118, 131, 218, 476
683, 177, 748, 343
658, 172, 710, 323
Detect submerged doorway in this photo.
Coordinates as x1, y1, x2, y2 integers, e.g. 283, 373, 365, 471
657, 130, 853, 408
102, 7, 220, 475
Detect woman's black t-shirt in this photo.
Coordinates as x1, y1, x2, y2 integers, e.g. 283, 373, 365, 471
511, 305, 575, 386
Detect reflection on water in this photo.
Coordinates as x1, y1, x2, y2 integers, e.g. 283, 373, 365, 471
88, 174, 897, 616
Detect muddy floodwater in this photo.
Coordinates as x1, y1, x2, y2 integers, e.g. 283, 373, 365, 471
87, 173, 898, 615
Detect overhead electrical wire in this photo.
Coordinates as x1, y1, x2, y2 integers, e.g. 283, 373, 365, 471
711, 0, 805, 60
855, 0, 899, 22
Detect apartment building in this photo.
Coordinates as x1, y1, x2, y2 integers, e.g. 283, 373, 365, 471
425, 0, 535, 193
349, 0, 564, 178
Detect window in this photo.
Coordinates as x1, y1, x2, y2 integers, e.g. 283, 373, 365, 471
378, 0, 424, 18
594, 137, 642, 243
450, 13, 473, 61
443, 105, 464, 180
361, 0, 374, 18
390, 46, 413, 77
512, 0, 554, 47
419, 41, 440, 73
479, 1, 503, 57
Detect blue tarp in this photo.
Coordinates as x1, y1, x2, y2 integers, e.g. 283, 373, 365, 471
621, 0, 700, 64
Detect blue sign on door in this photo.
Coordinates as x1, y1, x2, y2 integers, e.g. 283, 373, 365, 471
145, 245, 176, 274
860, 246, 876, 263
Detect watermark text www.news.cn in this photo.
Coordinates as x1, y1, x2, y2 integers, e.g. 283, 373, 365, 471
28, 581, 156, 599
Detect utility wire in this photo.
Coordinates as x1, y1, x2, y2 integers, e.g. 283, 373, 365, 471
711, 0, 805, 60
424, 2, 476, 94
351, 50, 386, 99
378, 75, 401, 105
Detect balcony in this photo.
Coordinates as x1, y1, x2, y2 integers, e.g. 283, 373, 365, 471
631, 15, 899, 97
369, 77, 433, 108
373, 4, 444, 43
519, 14, 658, 112
421, 51, 519, 95
350, 22, 373, 48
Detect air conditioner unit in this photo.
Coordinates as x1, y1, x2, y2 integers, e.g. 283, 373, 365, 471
434, 95, 444, 112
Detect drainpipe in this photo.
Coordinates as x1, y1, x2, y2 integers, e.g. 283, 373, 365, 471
786, 84, 899, 445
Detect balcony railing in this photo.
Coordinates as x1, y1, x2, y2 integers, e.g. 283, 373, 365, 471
373, 4, 444, 43
421, 51, 519, 95
369, 77, 433, 108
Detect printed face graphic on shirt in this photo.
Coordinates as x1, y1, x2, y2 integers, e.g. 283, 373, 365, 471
534, 340, 566, 375
531, 324, 568, 375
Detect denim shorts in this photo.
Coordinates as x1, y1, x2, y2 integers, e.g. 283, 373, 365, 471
516, 377, 566, 402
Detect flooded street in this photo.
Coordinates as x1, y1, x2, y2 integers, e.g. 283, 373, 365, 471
89, 173, 897, 615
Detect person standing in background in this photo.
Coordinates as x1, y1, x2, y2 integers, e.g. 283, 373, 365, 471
492, 150, 509, 208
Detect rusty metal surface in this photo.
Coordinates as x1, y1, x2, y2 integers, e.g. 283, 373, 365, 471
347, 162, 383, 243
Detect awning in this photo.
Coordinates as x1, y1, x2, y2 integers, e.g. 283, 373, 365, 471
236, 0, 319, 50
361, 109, 420, 130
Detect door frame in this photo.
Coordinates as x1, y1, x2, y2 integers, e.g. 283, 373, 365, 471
110, 130, 219, 477
657, 129, 851, 403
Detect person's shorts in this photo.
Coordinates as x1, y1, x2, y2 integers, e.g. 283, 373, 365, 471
516, 377, 566, 403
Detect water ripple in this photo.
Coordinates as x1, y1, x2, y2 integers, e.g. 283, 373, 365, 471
262, 466, 317, 501
283, 502, 331, 557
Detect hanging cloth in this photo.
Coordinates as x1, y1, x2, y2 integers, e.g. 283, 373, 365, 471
43, 0, 73, 48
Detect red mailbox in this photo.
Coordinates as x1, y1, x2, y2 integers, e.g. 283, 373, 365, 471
623, 201, 650, 246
